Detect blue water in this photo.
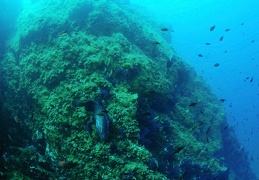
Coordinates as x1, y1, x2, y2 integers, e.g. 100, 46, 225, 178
132, 0, 259, 176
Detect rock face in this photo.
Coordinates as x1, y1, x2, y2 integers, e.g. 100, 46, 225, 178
0, 0, 256, 179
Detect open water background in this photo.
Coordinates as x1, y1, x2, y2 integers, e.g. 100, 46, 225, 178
131, 0, 259, 177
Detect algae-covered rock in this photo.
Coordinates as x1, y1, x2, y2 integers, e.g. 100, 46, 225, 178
0, 0, 256, 179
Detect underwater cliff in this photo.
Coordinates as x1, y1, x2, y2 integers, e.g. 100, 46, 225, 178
0, 0, 257, 179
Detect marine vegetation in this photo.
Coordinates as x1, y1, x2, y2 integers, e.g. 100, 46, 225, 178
0, 0, 257, 179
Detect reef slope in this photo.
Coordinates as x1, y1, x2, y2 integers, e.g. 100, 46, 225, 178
0, 0, 256, 179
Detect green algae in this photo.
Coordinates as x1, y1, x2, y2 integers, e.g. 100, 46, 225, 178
0, 0, 245, 179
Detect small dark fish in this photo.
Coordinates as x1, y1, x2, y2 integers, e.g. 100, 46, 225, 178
224, 125, 228, 130
210, 25, 216, 31
60, 122, 72, 128
192, 121, 205, 129
167, 60, 173, 68
189, 102, 198, 107
173, 146, 184, 155
39, 19, 44, 22
206, 127, 210, 134
143, 111, 152, 116
145, 89, 155, 94
214, 63, 220, 67
206, 137, 209, 143
153, 41, 160, 45
205, 42, 211, 45
219, 99, 226, 103
241, 23, 244, 25
219, 36, 224, 41
85, 121, 93, 133
224, 50, 228, 53
251, 40, 255, 43
250, 77, 253, 82
59, 31, 68, 37
102, 109, 109, 114
97, 112, 106, 116
14, 116, 20, 123
179, 171, 187, 180
8, 134, 13, 141
161, 28, 168, 31
198, 54, 203, 57
62, 162, 77, 169
225, 28, 230, 32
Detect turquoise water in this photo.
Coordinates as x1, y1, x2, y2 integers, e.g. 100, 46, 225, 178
132, 0, 259, 177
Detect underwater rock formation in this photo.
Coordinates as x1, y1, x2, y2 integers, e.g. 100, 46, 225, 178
0, 0, 257, 179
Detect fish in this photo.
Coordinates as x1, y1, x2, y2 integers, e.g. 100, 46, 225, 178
145, 89, 155, 94
214, 63, 220, 67
161, 28, 168, 31
58, 160, 66, 167
206, 127, 210, 134
102, 109, 109, 113
219, 99, 226, 102
198, 54, 203, 57
173, 146, 185, 155
241, 23, 244, 25
206, 137, 209, 143
192, 121, 205, 129
219, 36, 224, 41
143, 111, 152, 116
225, 28, 230, 32
167, 60, 173, 68
97, 112, 106, 116
210, 25, 216, 31
205, 43, 211, 45
8, 134, 13, 141
61, 161, 77, 169
77, 100, 109, 141
153, 41, 160, 45
59, 31, 68, 37
189, 102, 198, 107
250, 77, 253, 82
14, 116, 20, 123
59, 122, 72, 128
179, 171, 187, 180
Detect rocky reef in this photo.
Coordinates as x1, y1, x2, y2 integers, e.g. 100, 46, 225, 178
0, 0, 257, 179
